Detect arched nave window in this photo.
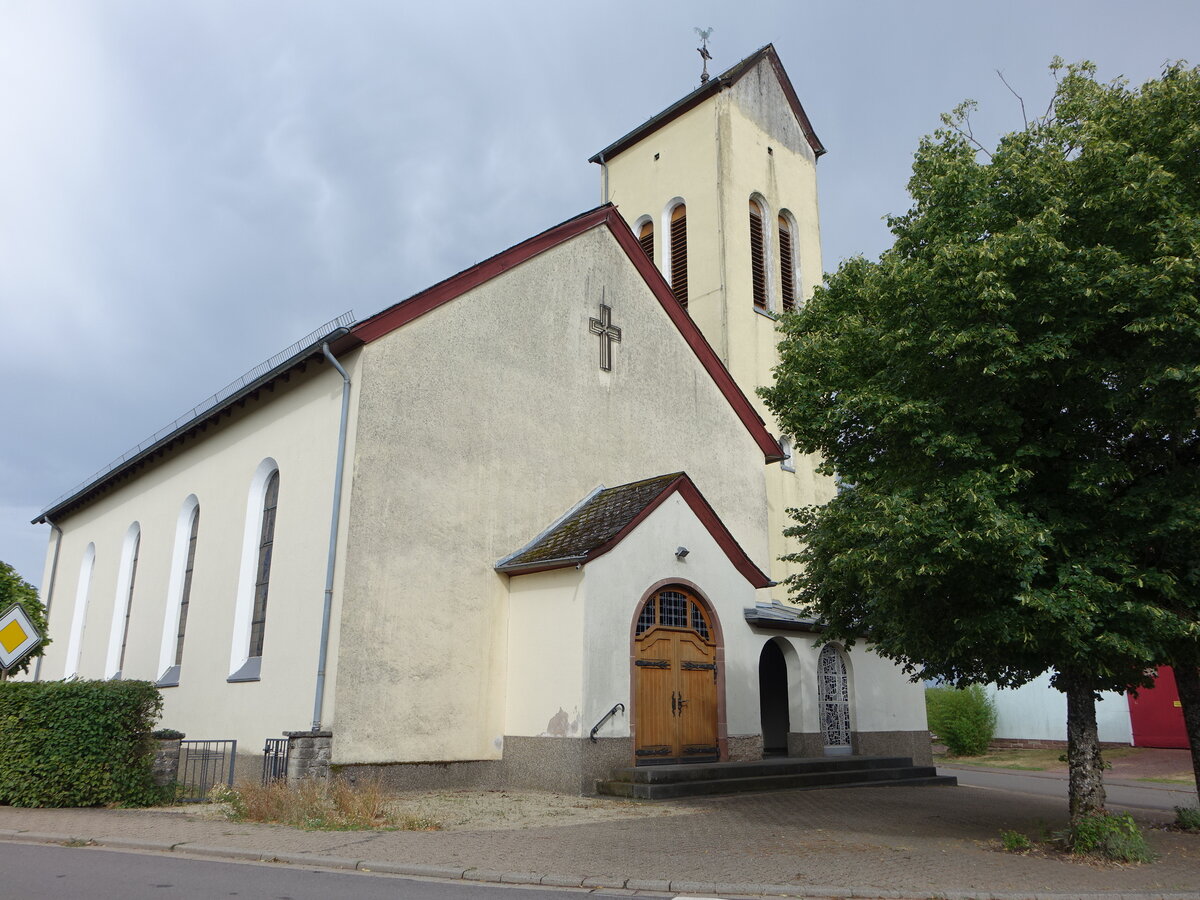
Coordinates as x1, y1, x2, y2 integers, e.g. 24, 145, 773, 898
157, 496, 200, 687
63, 543, 95, 678
105, 523, 141, 679
229, 460, 280, 683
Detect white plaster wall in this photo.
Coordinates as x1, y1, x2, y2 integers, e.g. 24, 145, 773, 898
504, 568, 585, 738
580, 492, 761, 737
335, 224, 771, 764
989, 675, 1133, 744
34, 353, 361, 750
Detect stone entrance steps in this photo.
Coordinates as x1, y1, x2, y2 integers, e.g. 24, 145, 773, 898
596, 755, 957, 799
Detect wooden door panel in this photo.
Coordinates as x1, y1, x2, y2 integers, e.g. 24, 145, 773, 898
635, 623, 718, 763
677, 636, 718, 756
635, 630, 677, 759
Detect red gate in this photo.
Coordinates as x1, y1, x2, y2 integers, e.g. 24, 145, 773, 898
1127, 667, 1188, 749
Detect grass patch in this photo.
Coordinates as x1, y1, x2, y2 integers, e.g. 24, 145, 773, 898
213, 778, 441, 831
1057, 812, 1155, 864
999, 829, 1031, 852
1136, 774, 1195, 785
1174, 806, 1200, 832
934, 747, 1066, 771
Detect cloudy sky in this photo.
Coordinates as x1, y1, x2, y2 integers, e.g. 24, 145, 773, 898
3, 0, 1197, 589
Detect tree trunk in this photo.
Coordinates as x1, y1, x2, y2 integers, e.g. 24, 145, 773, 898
1062, 671, 1106, 823
1173, 664, 1200, 798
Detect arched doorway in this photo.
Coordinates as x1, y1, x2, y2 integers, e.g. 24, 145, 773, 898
818, 644, 852, 756
759, 639, 790, 756
633, 586, 719, 764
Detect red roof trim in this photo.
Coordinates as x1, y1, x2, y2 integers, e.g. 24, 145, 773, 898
585, 474, 772, 589
351, 206, 614, 343
350, 204, 783, 463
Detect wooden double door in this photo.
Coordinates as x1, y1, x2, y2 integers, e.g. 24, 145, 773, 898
633, 588, 719, 764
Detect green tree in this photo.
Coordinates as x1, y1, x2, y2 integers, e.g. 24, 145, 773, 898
762, 60, 1200, 823
0, 561, 50, 678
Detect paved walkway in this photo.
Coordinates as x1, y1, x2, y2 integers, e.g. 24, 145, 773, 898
1, 778, 1198, 900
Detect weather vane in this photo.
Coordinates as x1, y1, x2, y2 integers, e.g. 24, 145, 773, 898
695, 27, 713, 83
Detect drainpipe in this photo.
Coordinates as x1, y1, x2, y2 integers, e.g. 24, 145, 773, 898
597, 152, 609, 205
311, 342, 351, 731
33, 518, 63, 682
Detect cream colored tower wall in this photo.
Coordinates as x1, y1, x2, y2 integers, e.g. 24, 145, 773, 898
335, 225, 770, 764
602, 59, 834, 589
33, 357, 361, 749
602, 102, 724, 354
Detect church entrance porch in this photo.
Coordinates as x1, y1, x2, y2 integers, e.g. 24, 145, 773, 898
632, 586, 720, 764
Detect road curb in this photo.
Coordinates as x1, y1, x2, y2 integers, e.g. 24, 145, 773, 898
2, 832, 1195, 900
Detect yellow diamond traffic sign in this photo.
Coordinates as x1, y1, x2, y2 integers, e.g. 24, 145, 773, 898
0, 603, 42, 671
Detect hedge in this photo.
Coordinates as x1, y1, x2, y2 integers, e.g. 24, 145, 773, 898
0, 680, 164, 807
925, 683, 996, 756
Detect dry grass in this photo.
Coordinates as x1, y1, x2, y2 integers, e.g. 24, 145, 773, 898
215, 777, 441, 831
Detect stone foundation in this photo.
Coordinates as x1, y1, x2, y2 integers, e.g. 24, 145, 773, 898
284, 730, 333, 781
335, 737, 633, 795
786, 730, 934, 764
786, 732, 824, 758
725, 733, 764, 761
854, 730, 934, 765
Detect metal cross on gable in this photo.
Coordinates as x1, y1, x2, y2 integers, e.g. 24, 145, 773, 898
589, 303, 622, 372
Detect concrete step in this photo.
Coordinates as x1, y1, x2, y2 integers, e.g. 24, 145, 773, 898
596, 756, 958, 799
608, 755, 917, 784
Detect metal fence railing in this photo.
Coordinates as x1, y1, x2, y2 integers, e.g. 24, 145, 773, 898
178, 739, 237, 802
262, 738, 289, 785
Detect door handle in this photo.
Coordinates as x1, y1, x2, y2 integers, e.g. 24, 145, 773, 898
671, 692, 677, 716
677, 696, 688, 714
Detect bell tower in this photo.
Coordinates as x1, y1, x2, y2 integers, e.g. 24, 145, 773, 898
590, 44, 833, 588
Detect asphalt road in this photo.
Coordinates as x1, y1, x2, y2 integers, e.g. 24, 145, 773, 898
940, 764, 1198, 812
0, 842, 629, 900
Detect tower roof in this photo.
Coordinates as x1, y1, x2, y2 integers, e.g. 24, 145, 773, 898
588, 44, 825, 165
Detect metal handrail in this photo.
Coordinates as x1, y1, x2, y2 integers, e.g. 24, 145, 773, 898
589, 702, 625, 743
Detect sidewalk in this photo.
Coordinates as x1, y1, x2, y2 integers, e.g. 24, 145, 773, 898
1, 779, 1198, 900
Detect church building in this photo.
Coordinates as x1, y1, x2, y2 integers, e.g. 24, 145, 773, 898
31, 46, 931, 793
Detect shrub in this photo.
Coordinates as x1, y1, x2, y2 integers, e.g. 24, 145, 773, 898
1060, 811, 1155, 863
0, 680, 164, 807
1174, 806, 1200, 832
999, 829, 1031, 852
925, 684, 996, 756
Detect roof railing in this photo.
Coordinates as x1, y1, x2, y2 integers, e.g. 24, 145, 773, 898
38, 310, 355, 517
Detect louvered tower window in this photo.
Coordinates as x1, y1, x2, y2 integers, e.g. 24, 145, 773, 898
669, 204, 688, 308
778, 215, 797, 312
638, 220, 654, 263
749, 200, 767, 310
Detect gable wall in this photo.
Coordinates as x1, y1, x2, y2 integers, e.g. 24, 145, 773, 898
335, 224, 770, 764
31, 358, 361, 751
